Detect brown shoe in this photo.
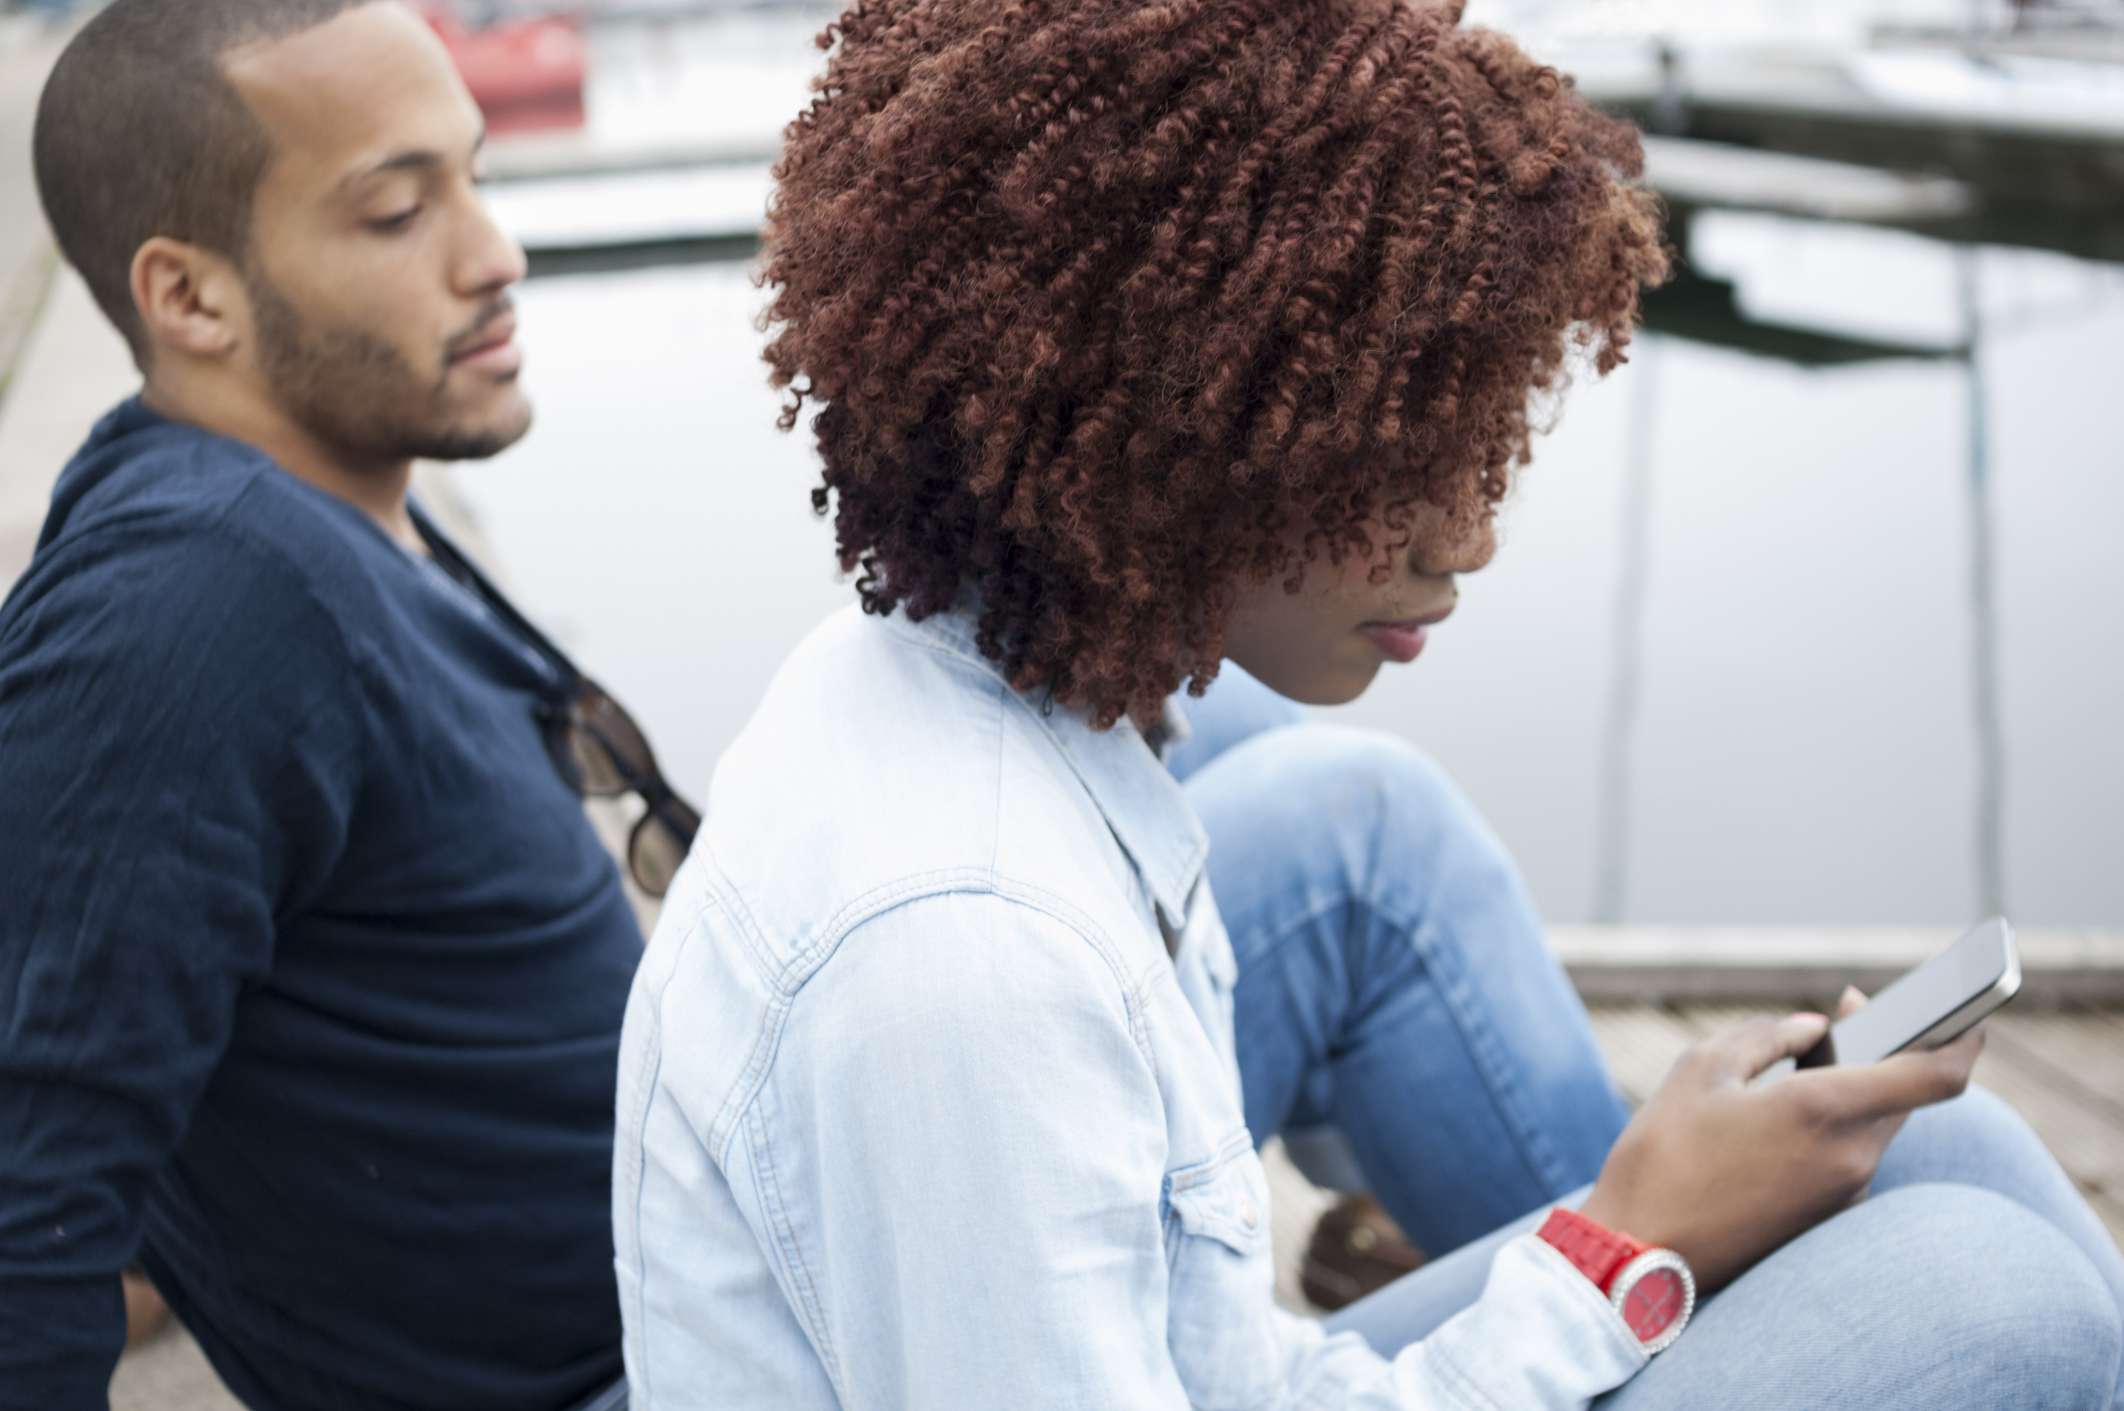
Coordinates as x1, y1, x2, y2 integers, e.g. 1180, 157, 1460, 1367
1299, 1193, 1425, 1311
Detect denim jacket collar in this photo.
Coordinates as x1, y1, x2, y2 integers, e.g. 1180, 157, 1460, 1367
887, 605, 1206, 927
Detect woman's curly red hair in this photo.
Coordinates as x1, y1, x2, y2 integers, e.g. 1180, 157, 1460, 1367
761, 0, 1670, 728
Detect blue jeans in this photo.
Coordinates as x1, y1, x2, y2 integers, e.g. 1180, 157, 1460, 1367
1171, 666, 2124, 1408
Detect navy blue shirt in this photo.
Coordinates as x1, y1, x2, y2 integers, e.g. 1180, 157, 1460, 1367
0, 400, 644, 1410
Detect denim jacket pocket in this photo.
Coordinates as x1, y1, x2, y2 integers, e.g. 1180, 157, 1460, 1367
1163, 1139, 1282, 1411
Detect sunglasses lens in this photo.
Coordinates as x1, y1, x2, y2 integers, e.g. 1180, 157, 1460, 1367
561, 723, 630, 797
578, 689, 656, 780
550, 683, 659, 799
628, 802, 698, 899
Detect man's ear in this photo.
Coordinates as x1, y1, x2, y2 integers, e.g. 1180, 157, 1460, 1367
130, 237, 247, 362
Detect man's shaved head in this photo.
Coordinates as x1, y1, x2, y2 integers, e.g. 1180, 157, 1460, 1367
33, 0, 532, 472
32, 0, 372, 359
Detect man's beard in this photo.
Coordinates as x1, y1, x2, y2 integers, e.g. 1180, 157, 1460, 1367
245, 267, 529, 466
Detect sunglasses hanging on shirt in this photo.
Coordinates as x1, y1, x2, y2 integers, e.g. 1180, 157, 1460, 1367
412, 508, 702, 899
537, 680, 702, 899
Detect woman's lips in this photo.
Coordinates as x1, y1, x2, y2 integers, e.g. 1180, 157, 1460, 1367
1358, 605, 1455, 664
1359, 622, 1429, 662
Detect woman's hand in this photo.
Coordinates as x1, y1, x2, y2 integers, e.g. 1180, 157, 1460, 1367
1576, 992, 1983, 1295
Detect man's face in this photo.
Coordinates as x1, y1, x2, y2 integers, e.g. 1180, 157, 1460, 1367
221, 2, 531, 465
1220, 497, 1497, 705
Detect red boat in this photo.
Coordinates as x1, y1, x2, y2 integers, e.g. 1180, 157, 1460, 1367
420, 3, 588, 135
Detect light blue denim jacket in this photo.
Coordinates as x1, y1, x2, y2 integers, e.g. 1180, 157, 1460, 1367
612, 604, 1648, 1409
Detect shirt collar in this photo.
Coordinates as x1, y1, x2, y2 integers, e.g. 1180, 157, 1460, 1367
889, 605, 1207, 928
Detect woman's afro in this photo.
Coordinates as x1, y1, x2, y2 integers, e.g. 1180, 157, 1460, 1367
761, 0, 1671, 727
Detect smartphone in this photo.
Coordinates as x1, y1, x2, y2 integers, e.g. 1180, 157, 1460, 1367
1756, 917, 2020, 1084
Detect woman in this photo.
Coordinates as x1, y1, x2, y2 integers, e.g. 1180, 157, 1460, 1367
611, 2, 2124, 1406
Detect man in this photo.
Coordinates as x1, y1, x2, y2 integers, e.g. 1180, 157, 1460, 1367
0, 3, 671, 1407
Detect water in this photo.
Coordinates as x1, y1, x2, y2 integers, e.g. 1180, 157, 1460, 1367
449, 14, 2124, 929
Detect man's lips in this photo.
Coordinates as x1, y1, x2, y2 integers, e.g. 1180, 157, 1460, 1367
449, 316, 519, 368
1358, 604, 1456, 664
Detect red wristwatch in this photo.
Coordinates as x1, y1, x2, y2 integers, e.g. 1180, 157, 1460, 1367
1536, 1207, 1695, 1355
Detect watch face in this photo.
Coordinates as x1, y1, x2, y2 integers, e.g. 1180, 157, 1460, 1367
1610, 1249, 1695, 1355
1621, 1268, 1686, 1341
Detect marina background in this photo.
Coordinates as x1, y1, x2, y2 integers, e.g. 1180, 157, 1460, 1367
3, 3, 2120, 1403
446, 0, 2124, 928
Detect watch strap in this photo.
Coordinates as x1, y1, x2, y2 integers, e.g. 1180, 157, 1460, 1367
1536, 1206, 1645, 1296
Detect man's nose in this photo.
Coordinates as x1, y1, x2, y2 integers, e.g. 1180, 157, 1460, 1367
456, 197, 528, 295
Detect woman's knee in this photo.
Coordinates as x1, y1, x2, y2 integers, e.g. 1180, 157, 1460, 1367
1222, 724, 1505, 874
1907, 1082, 2026, 1143
1877, 1083, 2068, 1195
1164, 662, 1308, 782
1290, 726, 1531, 928
1191, 723, 1540, 976
1824, 1184, 2119, 1405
